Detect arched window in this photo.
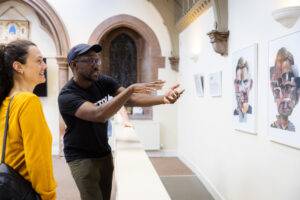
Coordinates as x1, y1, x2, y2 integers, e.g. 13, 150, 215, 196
109, 33, 137, 87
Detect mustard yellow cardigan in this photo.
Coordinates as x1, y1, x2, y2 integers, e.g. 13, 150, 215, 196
0, 92, 56, 200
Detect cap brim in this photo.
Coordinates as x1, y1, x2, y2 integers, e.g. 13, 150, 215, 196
77, 44, 102, 56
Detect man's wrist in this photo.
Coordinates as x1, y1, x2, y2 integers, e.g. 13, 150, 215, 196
162, 95, 168, 104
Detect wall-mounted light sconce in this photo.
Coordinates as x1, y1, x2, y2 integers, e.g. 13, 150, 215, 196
190, 53, 200, 63
272, 6, 300, 28
207, 30, 229, 56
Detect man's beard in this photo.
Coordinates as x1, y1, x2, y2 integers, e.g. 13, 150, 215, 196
83, 71, 99, 82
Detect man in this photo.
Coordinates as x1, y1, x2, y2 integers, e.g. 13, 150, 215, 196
233, 57, 253, 122
58, 43, 183, 200
270, 47, 300, 131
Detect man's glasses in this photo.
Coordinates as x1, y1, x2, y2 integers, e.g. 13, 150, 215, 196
76, 59, 101, 66
235, 79, 249, 84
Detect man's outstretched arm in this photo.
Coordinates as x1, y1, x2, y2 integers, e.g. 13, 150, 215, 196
117, 83, 184, 107
74, 81, 164, 123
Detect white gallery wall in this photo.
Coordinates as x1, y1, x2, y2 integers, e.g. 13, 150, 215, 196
46, 0, 178, 152
0, 1, 59, 154
177, 0, 300, 200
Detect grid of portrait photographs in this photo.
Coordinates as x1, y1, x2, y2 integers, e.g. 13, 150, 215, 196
208, 71, 222, 97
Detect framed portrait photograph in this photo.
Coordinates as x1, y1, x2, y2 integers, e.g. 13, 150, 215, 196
208, 71, 222, 97
194, 73, 204, 97
232, 44, 258, 134
268, 31, 300, 149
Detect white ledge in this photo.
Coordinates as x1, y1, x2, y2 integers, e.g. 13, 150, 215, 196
112, 124, 171, 200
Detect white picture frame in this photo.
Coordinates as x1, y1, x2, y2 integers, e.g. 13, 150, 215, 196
232, 44, 258, 134
208, 71, 222, 97
194, 73, 204, 97
268, 31, 300, 149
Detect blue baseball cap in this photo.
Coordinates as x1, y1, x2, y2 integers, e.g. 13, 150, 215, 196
67, 43, 102, 64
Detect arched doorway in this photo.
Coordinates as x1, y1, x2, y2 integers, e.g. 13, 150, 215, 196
89, 14, 165, 119
109, 33, 137, 87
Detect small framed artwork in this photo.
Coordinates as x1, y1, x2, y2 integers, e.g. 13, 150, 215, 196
0, 20, 29, 44
194, 73, 204, 97
132, 107, 144, 115
268, 31, 300, 149
208, 71, 222, 97
232, 44, 258, 134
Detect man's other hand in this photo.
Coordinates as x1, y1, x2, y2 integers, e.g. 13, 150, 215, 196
163, 84, 184, 104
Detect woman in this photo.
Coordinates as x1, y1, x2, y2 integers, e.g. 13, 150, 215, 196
0, 40, 56, 199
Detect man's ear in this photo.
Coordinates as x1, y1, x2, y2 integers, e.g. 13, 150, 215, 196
69, 61, 77, 71
12, 61, 24, 74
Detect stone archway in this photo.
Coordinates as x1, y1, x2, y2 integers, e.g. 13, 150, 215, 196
89, 14, 165, 119
0, 0, 70, 85
89, 14, 165, 74
0, 0, 70, 57
0, 0, 70, 154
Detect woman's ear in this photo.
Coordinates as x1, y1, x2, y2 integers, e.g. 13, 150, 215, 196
12, 61, 24, 74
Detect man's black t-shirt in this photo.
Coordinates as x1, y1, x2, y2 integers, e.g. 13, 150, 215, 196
58, 75, 120, 162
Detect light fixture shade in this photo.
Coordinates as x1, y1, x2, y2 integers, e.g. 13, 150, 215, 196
272, 6, 300, 28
